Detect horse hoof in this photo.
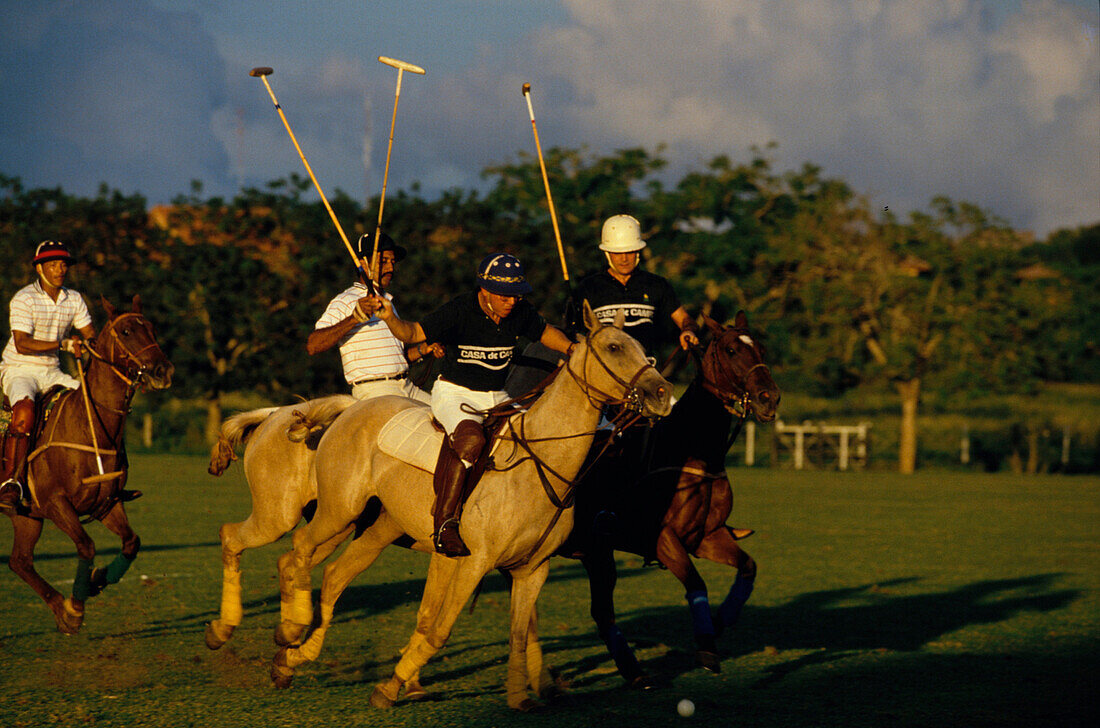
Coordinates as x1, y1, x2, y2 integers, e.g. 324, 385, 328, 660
698, 650, 722, 673
370, 685, 396, 709
274, 621, 304, 647
511, 698, 544, 713
53, 597, 84, 635
271, 656, 295, 689
87, 568, 108, 598
204, 621, 231, 650
628, 674, 657, 691
404, 680, 428, 702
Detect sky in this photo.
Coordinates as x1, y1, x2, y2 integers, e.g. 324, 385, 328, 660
1, 0, 1097, 238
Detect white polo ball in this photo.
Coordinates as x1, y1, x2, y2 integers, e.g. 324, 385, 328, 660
677, 698, 695, 717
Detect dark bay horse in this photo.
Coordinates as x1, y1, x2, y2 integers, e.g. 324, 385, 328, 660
2, 296, 173, 633
562, 310, 779, 686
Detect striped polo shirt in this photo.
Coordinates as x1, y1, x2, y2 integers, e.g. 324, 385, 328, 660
2, 281, 93, 369
314, 283, 408, 385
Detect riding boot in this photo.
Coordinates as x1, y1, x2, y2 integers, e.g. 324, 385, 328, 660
432, 441, 471, 557
0, 432, 31, 513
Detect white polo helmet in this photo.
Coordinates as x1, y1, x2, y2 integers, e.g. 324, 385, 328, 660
599, 214, 646, 253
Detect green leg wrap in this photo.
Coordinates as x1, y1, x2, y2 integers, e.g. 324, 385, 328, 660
104, 552, 135, 584
73, 559, 94, 601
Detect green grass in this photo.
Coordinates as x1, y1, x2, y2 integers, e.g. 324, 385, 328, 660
1, 457, 1097, 727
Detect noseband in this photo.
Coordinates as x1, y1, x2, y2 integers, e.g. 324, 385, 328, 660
564, 325, 660, 413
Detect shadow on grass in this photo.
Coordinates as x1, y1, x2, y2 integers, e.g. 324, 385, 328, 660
554, 573, 1080, 687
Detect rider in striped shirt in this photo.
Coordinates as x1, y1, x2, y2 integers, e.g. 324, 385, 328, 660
1, 241, 96, 513
307, 232, 440, 402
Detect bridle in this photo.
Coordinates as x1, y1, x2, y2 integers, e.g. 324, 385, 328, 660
563, 324, 661, 414
698, 331, 770, 419
84, 312, 165, 396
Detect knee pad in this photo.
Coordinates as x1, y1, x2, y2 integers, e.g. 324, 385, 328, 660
450, 420, 486, 464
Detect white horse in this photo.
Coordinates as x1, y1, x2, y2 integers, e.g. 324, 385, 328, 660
204, 394, 355, 649
272, 302, 672, 710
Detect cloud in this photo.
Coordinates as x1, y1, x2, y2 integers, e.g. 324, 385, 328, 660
0, 1, 233, 201
527, 0, 1099, 235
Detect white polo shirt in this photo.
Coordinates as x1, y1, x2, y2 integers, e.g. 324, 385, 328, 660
314, 283, 408, 385
1, 281, 92, 369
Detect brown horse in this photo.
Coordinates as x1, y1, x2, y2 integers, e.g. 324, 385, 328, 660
1, 296, 173, 633
563, 310, 779, 686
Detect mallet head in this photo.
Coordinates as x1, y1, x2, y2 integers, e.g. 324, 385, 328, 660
522, 82, 531, 96
378, 56, 425, 75
249, 66, 274, 77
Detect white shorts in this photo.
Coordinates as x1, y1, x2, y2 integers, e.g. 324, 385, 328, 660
351, 376, 431, 404
430, 378, 510, 436
0, 364, 80, 404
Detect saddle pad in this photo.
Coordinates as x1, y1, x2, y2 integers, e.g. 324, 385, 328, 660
376, 406, 445, 473
375, 405, 516, 474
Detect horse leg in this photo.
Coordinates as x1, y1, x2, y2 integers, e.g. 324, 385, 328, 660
525, 604, 561, 701
504, 562, 550, 712
694, 527, 756, 638
39, 497, 101, 634
655, 527, 721, 673
89, 501, 140, 598
371, 557, 487, 709
272, 512, 403, 688
5, 514, 81, 632
581, 547, 649, 687
397, 555, 460, 701
275, 523, 354, 647
207, 508, 297, 649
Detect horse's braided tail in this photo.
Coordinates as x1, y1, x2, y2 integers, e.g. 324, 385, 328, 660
286, 394, 356, 443
207, 406, 281, 476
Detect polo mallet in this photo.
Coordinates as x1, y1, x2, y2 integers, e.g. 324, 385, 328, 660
75, 355, 124, 485
249, 66, 371, 286
372, 56, 426, 284
522, 83, 569, 283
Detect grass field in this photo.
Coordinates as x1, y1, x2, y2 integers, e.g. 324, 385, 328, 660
1, 455, 1097, 727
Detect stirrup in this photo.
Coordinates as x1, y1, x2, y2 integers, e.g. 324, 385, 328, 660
0, 479, 25, 513
434, 519, 470, 558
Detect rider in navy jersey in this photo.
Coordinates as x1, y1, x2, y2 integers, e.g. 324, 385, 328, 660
371, 253, 574, 557
565, 214, 699, 356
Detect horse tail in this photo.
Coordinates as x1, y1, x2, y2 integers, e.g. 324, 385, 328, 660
207, 406, 281, 476
286, 394, 356, 443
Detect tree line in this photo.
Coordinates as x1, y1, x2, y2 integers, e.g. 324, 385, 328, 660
1, 147, 1097, 472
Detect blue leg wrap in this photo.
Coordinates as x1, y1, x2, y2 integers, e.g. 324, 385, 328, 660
686, 589, 715, 637
104, 553, 135, 585
718, 574, 755, 627
73, 558, 94, 601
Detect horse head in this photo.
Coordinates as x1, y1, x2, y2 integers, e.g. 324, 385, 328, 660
95, 295, 174, 391
567, 300, 672, 419
699, 311, 779, 422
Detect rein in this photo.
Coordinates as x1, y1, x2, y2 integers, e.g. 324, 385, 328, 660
491, 325, 662, 568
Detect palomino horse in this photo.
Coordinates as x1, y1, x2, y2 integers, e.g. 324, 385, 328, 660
204, 394, 356, 649
2, 296, 173, 633
564, 310, 778, 686
271, 302, 672, 711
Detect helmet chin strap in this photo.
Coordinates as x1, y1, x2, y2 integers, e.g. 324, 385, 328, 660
605, 251, 640, 272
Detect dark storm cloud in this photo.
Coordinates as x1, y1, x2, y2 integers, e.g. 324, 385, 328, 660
0, 1, 233, 200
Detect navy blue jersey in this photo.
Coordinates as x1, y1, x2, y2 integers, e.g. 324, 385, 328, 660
565, 269, 681, 353
421, 290, 547, 391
